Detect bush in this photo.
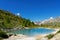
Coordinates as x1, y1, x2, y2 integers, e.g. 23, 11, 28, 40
0, 31, 8, 38
56, 30, 60, 33
0, 38, 2, 40
46, 34, 54, 39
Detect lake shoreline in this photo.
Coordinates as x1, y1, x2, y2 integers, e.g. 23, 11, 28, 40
3, 27, 60, 40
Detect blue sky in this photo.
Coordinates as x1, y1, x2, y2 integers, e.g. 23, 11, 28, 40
0, 0, 60, 22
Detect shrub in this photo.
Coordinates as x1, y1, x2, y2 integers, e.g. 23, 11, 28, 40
46, 34, 54, 39
0, 31, 8, 38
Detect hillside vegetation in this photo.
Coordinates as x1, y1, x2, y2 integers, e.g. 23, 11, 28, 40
0, 10, 35, 29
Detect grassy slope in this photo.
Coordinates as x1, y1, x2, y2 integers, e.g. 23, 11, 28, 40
0, 10, 35, 29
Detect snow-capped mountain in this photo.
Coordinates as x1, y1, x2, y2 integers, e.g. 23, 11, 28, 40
35, 16, 60, 25
40, 17, 54, 24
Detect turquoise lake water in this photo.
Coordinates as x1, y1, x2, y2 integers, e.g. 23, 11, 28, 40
10, 28, 55, 36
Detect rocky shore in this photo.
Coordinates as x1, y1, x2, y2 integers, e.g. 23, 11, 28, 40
3, 28, 60, 40
3, 34, 52, 40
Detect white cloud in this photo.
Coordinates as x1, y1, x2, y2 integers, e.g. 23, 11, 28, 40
17, 13, 20, 16
50, 17, 53, 19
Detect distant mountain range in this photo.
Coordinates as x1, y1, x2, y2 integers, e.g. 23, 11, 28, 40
35, 17, 60, 26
